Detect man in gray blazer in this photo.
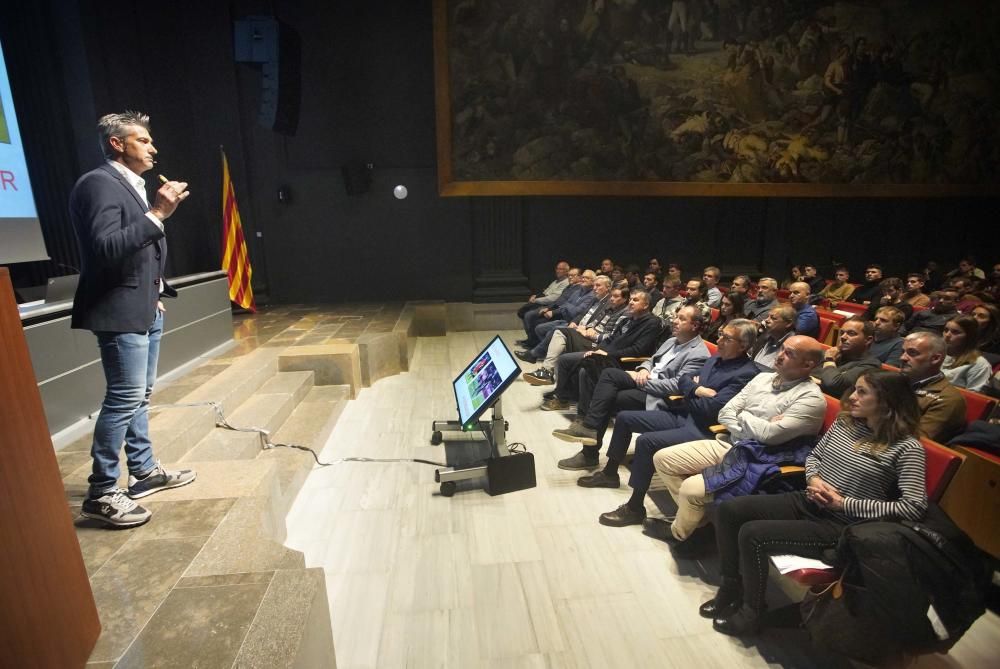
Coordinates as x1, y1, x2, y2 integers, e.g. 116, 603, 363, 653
71, 111, 196, 528
552, 305, 711, 468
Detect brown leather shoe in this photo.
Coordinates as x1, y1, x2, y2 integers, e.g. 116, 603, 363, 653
540, 398, 571, 411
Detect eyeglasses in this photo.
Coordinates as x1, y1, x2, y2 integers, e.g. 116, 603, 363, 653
718, 333, 738, 343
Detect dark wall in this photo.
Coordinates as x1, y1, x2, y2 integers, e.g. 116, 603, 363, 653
3, 0, 998, 302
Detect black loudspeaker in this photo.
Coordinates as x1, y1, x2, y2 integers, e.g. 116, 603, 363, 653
341, 161, 373, 196
234, 16, 301, 135
485, 452, 536, 496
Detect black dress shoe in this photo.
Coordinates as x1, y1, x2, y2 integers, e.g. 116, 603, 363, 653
577, 470, 620, 488
598, 504, 646, 527
713, 606, 761, 637
515, 350, 537, 363
641, 518, 678, 544
699, 578, 742, 619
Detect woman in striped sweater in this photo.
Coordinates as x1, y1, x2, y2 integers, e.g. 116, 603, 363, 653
701, 370, 927, 636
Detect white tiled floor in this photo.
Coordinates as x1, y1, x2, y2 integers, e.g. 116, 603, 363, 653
285, 331, 1000, 669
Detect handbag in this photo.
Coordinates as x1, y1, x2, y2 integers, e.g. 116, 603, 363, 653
800, 571, 904, 665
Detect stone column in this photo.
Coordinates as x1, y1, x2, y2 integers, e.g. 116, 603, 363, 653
471, 198, 530, 302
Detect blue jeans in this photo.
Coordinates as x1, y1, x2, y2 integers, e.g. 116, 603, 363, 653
88, 309, 162, 497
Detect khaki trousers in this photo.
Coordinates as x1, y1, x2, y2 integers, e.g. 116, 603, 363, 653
652, 437, 730, 540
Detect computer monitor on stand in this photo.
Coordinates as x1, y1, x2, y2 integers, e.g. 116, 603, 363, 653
431, 335, 536, 496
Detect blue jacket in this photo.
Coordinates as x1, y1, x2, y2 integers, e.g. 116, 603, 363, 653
703, 436, 816, 502
795, 303, 820, 339
553, 287, 597, 322
676, 355, 760, 430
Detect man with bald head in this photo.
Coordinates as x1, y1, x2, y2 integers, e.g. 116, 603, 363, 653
641, 335, 827, 557
516, 260, 571, 321
900, 331, 967, 442
789, 281, 820, 339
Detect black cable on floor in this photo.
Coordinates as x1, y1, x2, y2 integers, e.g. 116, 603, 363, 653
151, 400, 449, 468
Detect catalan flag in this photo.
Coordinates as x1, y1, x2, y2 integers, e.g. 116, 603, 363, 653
221, 150, 256, 312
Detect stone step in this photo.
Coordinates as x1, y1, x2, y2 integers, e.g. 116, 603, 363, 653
257, 385, 351, 540
110, 567, 335, 669
180, 371, 315, 462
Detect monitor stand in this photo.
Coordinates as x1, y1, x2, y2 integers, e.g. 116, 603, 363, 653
430, 398, 508, 496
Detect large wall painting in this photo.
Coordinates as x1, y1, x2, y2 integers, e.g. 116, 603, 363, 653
434, 0, 1000, 196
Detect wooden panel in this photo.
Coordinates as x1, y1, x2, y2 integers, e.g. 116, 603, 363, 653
940, 448, 1000, 559
0, 269, 100, 667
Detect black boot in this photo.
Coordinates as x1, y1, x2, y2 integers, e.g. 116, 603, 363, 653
699, 577, 742, 619
713, 604, 761, 637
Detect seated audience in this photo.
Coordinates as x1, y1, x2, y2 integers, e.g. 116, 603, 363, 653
625, 264, 643, 293
703, 266, 724, 308
580, 321, 759, 530
817, 317, 882, 397
518, 268, 587, 348
551, 306, 713, 468
541, 291, 661, 410
647, 258, 662, 275
789, 281, 820, 339
730, 275, 752, 299
903, 273, 931, 308
651, 278, 684, 327
744, 277, 779, 322
802, 264, 826, 295
924, 260, 945, 292
523, 285, 628, 385
781, 265, 803, 290
899, 332, 967, 442
986, 263, 1000, 302
705, 370, 926, 636
870, 306, 905, 367
950, 276, 983, 311
681, 278, 712, 320
750, 305, 795, 370
905, 287, 959, 334
942, 315, 992, 392
642, 271, 663, 306
598, 258, 614, 276
849, 264, 884, 304
516, 260, 569, 320
666, 263, 683, 282
646, 335, 827, 555
704, 293, 747, 344
947, 256, 986, 281
819, 266, 855, 303
862, 277, 913, 322
517, 274, 608, 365
970, 303, 1000, 355
610, 266, 626, 288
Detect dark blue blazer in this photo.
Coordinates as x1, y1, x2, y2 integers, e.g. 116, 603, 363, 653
676, 354, 760, 431
70, 163, 174, 332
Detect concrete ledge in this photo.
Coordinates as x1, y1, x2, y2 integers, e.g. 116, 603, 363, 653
278, 343, 362, 399
411, 300, 447, 337
356, 332, 402, 387
445, 301, 523, 332
392, 303, 417, 371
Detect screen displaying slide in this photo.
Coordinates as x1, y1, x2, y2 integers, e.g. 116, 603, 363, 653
0, 38, 47, 264
453, 336, 520, 428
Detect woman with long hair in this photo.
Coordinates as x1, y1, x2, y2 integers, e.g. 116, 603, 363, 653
970, 303, 1000, 355
942, 314, 992, 392
704, 292, 747, 344
703, 370, 927, 636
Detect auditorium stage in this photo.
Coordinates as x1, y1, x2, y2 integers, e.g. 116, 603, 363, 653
62, 304, 999, 668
